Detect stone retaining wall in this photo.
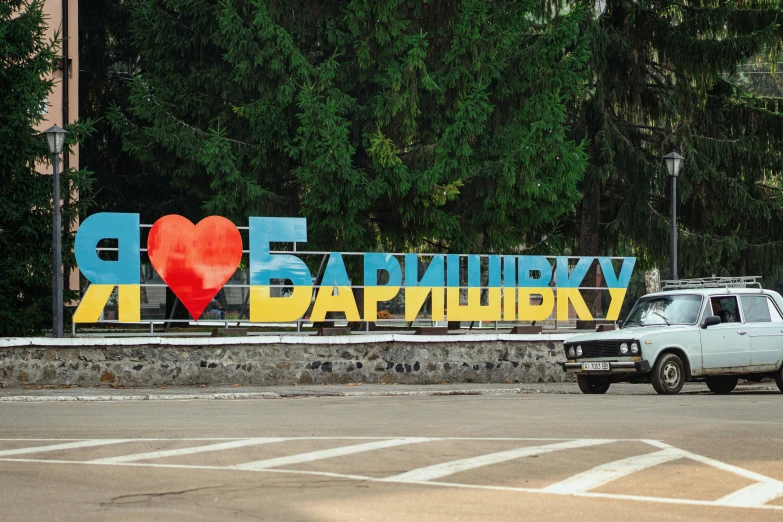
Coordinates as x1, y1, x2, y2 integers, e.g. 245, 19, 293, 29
0, 335, 575, 387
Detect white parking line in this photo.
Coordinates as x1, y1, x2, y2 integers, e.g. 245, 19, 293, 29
383, 439, 614, 483
4, 456, 781, 511
677, 449, 781, 483
91, 437, 291, 464
715, 481, 783, 507
541, 449, 681, 494
233, 437, 435, 470
0, 439, 133, 457
3, 437, 783, 511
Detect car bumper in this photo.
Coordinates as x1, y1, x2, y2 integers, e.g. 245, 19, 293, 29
561, 360, 651, 373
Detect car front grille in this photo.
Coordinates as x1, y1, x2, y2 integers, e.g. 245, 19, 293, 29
564, 340, 628, 359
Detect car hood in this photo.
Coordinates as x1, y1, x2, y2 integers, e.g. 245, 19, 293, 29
564, 325, 693, 343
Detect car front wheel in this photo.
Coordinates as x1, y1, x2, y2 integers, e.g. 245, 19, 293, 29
651, 353, 685, 395
705, 376, 738, 394
775, 366, 783, 393
577, 375, 611, 394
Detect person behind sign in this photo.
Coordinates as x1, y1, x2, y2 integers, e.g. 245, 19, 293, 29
206, 298, 225, 320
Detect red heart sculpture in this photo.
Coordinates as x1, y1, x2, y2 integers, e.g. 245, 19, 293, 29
147, 215, 242, 320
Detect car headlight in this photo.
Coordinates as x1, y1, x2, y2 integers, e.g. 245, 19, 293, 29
630, 342, 639, 354
619, 343, 628, 355
575, 345, 583, 357
568, 347, 575, 357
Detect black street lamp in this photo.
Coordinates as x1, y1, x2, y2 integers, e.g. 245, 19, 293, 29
662, 151, 684, 281
42, 124, 68, 338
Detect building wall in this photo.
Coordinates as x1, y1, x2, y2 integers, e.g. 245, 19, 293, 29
36, 0, 80, 294
36, 0, 78, 155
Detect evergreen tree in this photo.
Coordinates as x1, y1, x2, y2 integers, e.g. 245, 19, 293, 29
0, 0, 92, 336
111, 0, 591, 253
572, 0, 783, 291
79, 0, 200, 219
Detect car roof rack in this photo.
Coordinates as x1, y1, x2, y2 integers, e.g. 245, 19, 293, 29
661, 277, 762, 290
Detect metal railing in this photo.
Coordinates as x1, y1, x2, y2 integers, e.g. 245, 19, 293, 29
661, 277, 762, 290
74, 240, 630, 336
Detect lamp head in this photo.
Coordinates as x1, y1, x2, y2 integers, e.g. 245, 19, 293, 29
662, 151, 684, 178
42, 124, 67, 155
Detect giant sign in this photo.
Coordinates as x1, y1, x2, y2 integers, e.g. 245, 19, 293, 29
72, 213, 636, 323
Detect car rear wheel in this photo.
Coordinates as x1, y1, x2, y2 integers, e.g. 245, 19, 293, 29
651, 353, 685, 395
775, 366, 783, 393
705, 375, 738, 394
577, 375, 611, 394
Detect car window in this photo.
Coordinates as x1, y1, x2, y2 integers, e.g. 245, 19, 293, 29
624, 294, 702, 326
741, 296, 771, 323
767, 298, 783, 323
710, 296, 741, 323
700, 299, 712, 322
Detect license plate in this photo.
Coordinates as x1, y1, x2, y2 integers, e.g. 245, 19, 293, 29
581, 362, 610, 371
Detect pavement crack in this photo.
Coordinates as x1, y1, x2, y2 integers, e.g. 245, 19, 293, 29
105, 484, 235, 505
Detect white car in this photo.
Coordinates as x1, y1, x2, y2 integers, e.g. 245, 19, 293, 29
562, 277, 783, 395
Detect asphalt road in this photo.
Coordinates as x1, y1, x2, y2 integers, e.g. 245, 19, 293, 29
2, 385, 783, 521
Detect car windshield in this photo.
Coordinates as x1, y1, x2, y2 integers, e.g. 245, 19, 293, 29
623, 295, 702, 327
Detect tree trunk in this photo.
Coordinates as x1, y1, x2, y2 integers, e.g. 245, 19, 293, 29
645, 269, 660, 294
348, 287, 366, 331
578, 193, 601, 318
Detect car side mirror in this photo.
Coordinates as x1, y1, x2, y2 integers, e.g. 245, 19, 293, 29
617, 320, 624, 328
702, 316, 721, 329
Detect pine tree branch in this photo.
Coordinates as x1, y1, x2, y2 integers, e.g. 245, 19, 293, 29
422, 237, 449, 251
150, 98, 253, 149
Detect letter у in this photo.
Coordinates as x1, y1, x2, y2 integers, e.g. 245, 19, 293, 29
598, 257, 636, 321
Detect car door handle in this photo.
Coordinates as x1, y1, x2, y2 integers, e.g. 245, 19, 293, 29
738, 330, 747, 335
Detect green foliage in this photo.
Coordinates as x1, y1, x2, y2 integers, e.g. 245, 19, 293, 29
80, 0, 200, 221
0, 0, 93, 336
571, 0, 783, 279
110, 0, 590, 253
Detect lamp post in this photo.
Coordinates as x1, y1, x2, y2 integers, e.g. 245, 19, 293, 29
662, 151, 684, 281
42, 125, 68, 338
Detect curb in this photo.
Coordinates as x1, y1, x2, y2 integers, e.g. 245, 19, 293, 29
0, 387, 557, 402
0, 384, 776, 402
0, 392, 282, 402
